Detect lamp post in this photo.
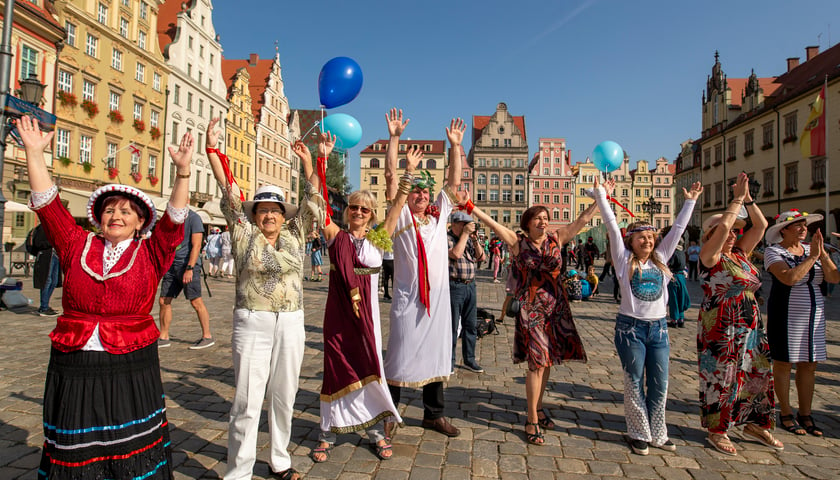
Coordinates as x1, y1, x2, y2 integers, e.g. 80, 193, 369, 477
0, 0, 16, 279
748, 178, 761, 201
641, 196, 661, 224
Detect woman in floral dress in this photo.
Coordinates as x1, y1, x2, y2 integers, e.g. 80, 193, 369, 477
698, 173, 780, 456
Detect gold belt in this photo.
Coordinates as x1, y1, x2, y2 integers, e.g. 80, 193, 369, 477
329, 265, 381, 276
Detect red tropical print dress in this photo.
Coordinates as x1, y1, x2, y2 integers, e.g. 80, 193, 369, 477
511, 233, 587, 370
698, 248, 774, 433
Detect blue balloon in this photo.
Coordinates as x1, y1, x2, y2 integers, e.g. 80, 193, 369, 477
318, 57, 363, 109
321, 113, 362, 149
592, 141, 624, 173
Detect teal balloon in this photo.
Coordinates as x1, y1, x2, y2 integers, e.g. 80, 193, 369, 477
592, 141, 624, 173
321, 113, 362, 149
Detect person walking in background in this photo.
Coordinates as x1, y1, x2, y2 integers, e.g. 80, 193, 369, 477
575, 239, 585, 269
204, 227, 223, 277
686, 240, 701, 281
382, 248, 394, 300
765, 209, 840, 439
666, 241, 690, 328
490, 236, 502, 282
583, 236, 600, 270
448, 211, 486, 373
594, 176, 702, 455
697, 173, 779, 456
158, 209, 214, 350
309, 231, 325, 281
26, 221, 62, 317
220, 225, 234, 277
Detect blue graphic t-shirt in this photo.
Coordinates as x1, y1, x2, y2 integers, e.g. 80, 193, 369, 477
629, 266, 665, 302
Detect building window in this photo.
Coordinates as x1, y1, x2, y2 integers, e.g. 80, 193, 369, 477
785, 163, 797, 193
543, 195, 550, 203
811, 158, 826, 188
703, 148, 711, 167
502, 190, 511, 202
140, 2, 148, 20
504, 139, 511, 147
503, 174, 512, 185
55, 129, 70, 158
85, 34, 98, 57
503, 211, 511, 223
173, 84, 180, 104
553, 181, 559, 189
744, 130, 754, 154
714, 182, 723, 205
491, 139, 499, 147
489, 190, 499, 201
727, 137, 736, 161
138, 30, 147, 50
106, 142, 117, 168
130, 150, 140, 174
20, 45, 38, 80
111, 48, 122, 70
515, 190, 524, 202
133, 102, 142, 120
714, 144, 722, 165
120, 17, 129, 37
186, 92, 193, 111
150, 109, 159, 128
57, 70, 72, 92
135, 62, 145, 82
563, 209, 570, 221
553, 195, 560, 203
490, 174, 499, 185
515, 174, 524, 186
370, 176, 378, 185
763, 168, 774, 196
553, 210, 560, 220
148, 154, 157, 176
153, 72, 161, 91
784, 112, 798, 142
477, 190, 486, 201
543, 181, 549, 188
198, 98, 204, 116
109, 91, 120, 111
65, 22, 76, 47
97, 3, 108, 24
762, 122, 774, 149
82, 80, 95, 101
79, 135, 92, 164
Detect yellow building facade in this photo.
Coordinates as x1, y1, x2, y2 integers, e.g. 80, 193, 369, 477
52, 0, 169, 211
572, 157, 602, 233
222, 66, 255, 198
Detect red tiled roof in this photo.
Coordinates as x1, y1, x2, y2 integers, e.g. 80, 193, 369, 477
157, 0, 192, 56
767, 42, 840, 106
472, 113, 527, 145
220, 58, 245, 92
222, 55, 274, 122
725, 77, 780, 107
5, 0, 63, 32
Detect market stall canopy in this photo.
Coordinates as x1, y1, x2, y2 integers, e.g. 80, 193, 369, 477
4, 201, 32, 213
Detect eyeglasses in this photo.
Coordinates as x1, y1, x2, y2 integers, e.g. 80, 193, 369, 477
255, 208, 284, 216
348, 205, 371, 214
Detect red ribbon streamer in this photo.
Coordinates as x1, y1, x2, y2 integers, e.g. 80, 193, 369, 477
607, 196, 635, 218
411, 214, 431, 315
316, 157, 333, 226
209, 148, 245, 201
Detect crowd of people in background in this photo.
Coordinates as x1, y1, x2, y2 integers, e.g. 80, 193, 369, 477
16, 109, 840, 479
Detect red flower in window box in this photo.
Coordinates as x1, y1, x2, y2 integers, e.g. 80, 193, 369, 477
133, 119, 146, 132
108, 110, 124, 123
57, 91, 77, 107
148, 175, 159, 186
80, 99, 98, 118
108, 167, 119, 179
150, 126, 161, 140
130, 171, 142, 183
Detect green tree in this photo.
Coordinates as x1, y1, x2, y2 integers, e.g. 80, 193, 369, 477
298, 147, 351, 195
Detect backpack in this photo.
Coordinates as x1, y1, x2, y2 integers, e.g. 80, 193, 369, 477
476, 307, 498, 338
25, 227, 37, 256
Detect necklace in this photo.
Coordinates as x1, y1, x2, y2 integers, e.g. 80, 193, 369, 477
414, 214, 430, 226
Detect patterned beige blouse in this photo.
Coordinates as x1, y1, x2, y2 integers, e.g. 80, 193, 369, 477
221, 182, 325, 312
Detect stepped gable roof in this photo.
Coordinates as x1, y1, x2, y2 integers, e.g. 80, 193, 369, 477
221, 55, 274, 122
472, 114, 527, 144
157, 0, 193, 56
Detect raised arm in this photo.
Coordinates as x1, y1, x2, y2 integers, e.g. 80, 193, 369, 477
167, 131, 194, 210
658, 181, 702, 260
445, 118, 466, 191
593, 177, 625, 264
382, 145, 422, 236
557, 202, 599, 245
734, 174, 768, 255
464, 192, 518, 254
17, 116, 55, 193
205, 117, 241, 200
384, 108, 409, 201
700, 173, 746, 267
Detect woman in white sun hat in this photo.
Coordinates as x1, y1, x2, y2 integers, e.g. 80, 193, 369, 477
765, 208, 839, 438
17, 115, 194, 479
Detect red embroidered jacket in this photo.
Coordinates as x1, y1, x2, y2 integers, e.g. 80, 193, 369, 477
33, 194, 184, 354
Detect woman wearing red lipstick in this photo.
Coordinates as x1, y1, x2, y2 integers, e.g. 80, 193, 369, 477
17, 115, 193, 479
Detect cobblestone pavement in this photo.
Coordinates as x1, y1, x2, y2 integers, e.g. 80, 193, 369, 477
1, 260, 839, 479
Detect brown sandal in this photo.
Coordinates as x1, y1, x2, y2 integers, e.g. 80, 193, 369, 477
706, 433, 737, 456
524, 421, 544, 445
743, 424, 784, 451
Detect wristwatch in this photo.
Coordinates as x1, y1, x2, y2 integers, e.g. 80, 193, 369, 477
187, 264, 195, 269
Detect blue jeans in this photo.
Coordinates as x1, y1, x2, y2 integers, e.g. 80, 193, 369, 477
40, 254, 60, 311
614, 314, 670, 445
449, 281, 477, 368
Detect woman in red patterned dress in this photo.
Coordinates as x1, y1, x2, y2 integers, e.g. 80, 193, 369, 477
466, 199, 598, 445
698, 173, 780, 456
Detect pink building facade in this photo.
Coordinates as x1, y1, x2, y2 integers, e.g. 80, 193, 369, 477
528, 138, 575, 232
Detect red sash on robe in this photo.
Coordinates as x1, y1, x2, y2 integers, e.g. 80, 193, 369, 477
320, 231, 381, 399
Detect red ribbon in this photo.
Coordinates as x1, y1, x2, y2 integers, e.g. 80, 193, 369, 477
316, 157, 333, 226
208, 148, 245, 201
411, 214, 431, 315
607, 195, 635, 218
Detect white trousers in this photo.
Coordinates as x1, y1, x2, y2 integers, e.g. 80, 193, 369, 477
225, 308, 305, 479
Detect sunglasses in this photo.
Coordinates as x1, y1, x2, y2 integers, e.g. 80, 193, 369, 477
348, 205, 371, 214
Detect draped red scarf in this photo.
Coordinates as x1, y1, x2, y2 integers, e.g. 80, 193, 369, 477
316, 157, 334, 225
411, 214, 432, 315
213, 149, 245, 201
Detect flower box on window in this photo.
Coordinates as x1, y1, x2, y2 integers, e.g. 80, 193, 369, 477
57, 156, 72, 167
81, 161, 93, 173
108, 167, 119, 179
713, 160, 722, 167
743, 150, 754, 157
150, 126, 161, 140
725, 155, 736, 162
783, 187, 797, 194
133, 119, 146, 132
130, 171, 142, 183
761, 143, 774, 151
148, 175, 159, 186
108, 110, 124, 123
57, 91, 77, 107
81, 100, 99, 118
783, 135, 798, 144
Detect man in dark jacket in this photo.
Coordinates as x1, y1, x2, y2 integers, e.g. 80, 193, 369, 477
26, 223, 61, 316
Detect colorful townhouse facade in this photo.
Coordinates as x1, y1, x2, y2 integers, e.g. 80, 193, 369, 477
527, 137, 574, 232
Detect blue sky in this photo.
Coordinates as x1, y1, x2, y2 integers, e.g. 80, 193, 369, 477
213, 0, 840, 191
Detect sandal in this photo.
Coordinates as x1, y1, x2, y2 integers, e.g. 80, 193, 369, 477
796, 413, 824, 437
309, 443, 332, 463
372, 440, 393, 460
706, 432, 737, 456
274, 468, 300, 480
537, 408, 556, 430
779, 414, 806, 436
742, 424, 784, 451
524, 421, 544, 445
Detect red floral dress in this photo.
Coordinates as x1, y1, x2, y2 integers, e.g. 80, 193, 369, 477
698, 248, 774, 433
511, 233, 587, 370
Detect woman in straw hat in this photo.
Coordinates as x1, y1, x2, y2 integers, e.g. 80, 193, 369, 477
17, 115, 194, 479
697, 173, 779, 456
764, 206, 839, 438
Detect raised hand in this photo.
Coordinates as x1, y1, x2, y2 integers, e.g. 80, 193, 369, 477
455, 189, 471, 206
597, 177, 616, 197
168, 131, 195, 172
317, 132, 336, 158
810, 229, 824, 259
15, 116, 54, 153
386, 108, 409, 137
446, 118, 466, 146
292, 140, 311, 162
683, 181, 704, 200
732, 173, 748, 201
206, 117, 222, 150
406, 145, 423, 172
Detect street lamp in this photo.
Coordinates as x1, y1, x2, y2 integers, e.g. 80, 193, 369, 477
748, 178, 761, 200
641, 196, 661, 223
17, 74, 45, 105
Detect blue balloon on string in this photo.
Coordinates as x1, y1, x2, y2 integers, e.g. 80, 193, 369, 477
321, 113, 362, 149
318, 57, 363, 109
592, 141, 624, 173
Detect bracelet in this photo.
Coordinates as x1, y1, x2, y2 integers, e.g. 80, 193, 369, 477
458, 199, 475, 215
731, 199, 744, 204
744, 200, 755, 206
176, 171, 191, 178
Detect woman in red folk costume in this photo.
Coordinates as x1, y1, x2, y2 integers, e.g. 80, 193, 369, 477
17, 115, 193, 480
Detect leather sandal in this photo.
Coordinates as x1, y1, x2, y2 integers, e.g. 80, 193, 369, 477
706, 432, 737, 456
742, 424, 784, 451
372, 440, 393, 460
779, 414, 806, 435
274, 468, 300, 480
524, 421, 544, 445
309, 443, 332, 463
537, 408, 556, 430
797, 413, 823, 437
